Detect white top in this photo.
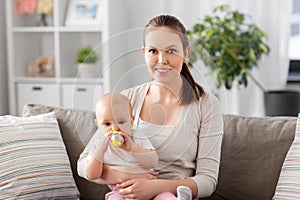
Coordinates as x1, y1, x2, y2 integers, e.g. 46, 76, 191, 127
89, 129, 154, 169
121, 82, 224, 198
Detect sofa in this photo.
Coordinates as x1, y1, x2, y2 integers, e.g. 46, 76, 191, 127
21, 103, 297, 200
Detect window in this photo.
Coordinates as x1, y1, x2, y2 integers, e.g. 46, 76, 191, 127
288, 0, 300, 82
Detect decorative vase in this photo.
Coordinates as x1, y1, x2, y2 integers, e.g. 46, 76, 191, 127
77, 63, 98, 78
37, 13, 48, 26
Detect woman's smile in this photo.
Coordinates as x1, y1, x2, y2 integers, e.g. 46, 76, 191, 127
154, 66, 172, 76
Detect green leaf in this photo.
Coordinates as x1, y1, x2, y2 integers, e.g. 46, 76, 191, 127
216, 74, 222, 88
259, 43, 270, 54
249, 49, 256, 61
205, 29, 215, 39
204, 17, 213, 25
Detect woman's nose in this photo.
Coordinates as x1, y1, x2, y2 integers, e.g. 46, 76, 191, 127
158, 52, 168, 64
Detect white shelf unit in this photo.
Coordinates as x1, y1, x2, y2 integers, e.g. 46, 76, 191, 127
5, 0, 110, 115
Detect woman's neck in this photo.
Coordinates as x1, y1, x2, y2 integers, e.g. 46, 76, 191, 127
141, 78, 183, 125
151, 78, 183, 100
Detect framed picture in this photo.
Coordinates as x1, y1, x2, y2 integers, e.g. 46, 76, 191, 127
65, 0, 102, 26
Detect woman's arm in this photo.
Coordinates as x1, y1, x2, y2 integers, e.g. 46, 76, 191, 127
129, 144, 158, 169
119, 132, 158, 169
191, 93, 223, 198
117, 178, 198, 199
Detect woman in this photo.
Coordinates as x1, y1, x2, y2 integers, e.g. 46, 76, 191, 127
78, 14, 223, 200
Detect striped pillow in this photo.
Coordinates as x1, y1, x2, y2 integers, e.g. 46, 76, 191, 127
0, 112, 79, 200
273, 113, 300, 200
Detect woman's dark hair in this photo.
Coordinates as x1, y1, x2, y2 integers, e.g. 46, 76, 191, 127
143, 15, 205, 105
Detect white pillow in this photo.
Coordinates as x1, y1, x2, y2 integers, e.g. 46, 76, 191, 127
0, 112, 80, 199
273, 113, 300, 200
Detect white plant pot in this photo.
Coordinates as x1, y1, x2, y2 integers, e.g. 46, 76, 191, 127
77, 63, 97, 78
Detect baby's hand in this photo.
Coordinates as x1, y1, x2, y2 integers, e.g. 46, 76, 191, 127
100, 132, 111, 149
99, 131, 112, 151
117, 132, 134, 152
89, 132, 110, 161
104, 131, 112, 139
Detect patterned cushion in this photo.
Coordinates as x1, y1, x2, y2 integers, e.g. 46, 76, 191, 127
273, 113, 300, 200
22, 103, 110, 200
0, 112, 80, 199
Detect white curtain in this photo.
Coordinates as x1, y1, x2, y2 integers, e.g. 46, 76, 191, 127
161, 0, 292, 116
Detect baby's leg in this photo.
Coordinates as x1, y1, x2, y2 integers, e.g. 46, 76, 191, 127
153, 186, 192, 200
105, 190, 124, 200
153, 192, 177, 200
105, 184, 124, 200
177, 185, 192, 200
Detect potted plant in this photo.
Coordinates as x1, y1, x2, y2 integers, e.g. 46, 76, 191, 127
187, 5, 300, 116
76, 46, 99, 78
187, 5, 270, 90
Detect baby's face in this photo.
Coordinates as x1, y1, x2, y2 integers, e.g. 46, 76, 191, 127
96, 100, 133, 135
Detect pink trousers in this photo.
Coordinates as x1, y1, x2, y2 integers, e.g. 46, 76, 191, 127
105, 185, 177, 200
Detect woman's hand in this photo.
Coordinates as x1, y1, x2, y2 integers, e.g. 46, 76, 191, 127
117, 179, 158, 200
117, 177, 198, 199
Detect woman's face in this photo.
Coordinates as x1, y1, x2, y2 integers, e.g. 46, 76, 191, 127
142, 27, 189, 84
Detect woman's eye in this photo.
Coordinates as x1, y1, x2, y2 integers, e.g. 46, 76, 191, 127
168, 48, 177, 54
148, 49, 157, 54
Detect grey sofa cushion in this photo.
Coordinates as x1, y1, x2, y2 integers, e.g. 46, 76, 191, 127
22, 104, 110, 200
202, 115, 297, 200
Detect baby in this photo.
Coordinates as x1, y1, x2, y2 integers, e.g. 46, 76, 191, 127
85, 92, 192, 200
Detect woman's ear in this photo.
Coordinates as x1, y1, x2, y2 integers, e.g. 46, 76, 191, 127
141, 47, 145, 55
184, 46, 190, 59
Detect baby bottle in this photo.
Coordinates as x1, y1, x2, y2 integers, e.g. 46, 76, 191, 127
111, 130, 124, 147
